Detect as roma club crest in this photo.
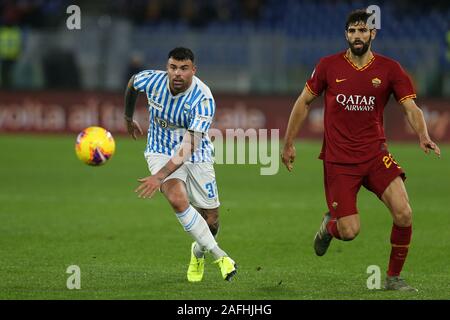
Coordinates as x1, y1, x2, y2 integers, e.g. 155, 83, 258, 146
371, 77, 382, 88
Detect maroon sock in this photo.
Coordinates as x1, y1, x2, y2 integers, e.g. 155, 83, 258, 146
326, 218, 341, 239
387, 224, 412, 277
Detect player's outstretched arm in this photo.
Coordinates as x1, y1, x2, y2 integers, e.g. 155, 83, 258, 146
281, 86, 317, 171
124, 74, 143, 140
401, 98, 441, 157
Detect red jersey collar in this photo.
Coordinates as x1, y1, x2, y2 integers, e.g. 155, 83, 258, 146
343, 50, 376, 71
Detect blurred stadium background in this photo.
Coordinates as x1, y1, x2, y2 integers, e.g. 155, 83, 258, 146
0, 0, 449, 300
0, 0, 449, 139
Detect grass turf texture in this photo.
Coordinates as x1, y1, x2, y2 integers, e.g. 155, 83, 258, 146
0, 134, 449, 300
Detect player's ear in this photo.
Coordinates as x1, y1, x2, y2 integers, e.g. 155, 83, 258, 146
344, 29, 349, 41
370, 29, 377, 40
192, 63, 196, 75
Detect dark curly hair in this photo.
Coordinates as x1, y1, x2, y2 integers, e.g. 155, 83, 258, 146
168, 47, 195, 63
345, 9, 374, 30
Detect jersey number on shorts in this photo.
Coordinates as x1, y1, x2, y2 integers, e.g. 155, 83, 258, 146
205, 181, 216, 199
383, 153, 400, 169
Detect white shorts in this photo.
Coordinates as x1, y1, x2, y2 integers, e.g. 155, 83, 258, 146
145, 153, 220, 209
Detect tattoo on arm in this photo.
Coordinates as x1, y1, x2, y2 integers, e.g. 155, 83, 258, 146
157, 166, 172, 181
125, 75, 138, 120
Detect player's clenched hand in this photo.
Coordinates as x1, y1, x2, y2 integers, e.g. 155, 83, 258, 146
281, 143, 296, 172
135, 176, 162, 199
126, 119, 143, 140
420, 137, 441, 158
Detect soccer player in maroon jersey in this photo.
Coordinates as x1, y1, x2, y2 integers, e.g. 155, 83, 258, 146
281, 10, 440, 291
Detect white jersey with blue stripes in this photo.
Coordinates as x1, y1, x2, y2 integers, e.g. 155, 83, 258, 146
133, 70, 215, 163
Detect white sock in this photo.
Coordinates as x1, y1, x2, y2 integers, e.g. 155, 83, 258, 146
194, 230, 219, 258
193, 242, 207, 259
176, 206, 227, 260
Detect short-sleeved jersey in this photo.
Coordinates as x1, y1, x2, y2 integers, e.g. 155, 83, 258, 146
133, 70, 215, 163
306, 51, 416, 164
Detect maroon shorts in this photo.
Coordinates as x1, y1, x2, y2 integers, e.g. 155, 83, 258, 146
323, 151, 406, 219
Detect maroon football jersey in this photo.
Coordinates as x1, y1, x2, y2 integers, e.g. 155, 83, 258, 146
306, 51, 416, 164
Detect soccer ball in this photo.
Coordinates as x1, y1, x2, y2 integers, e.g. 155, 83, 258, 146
75, 126, 115, 166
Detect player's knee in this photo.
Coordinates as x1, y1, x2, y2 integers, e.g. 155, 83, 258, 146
167, 194, 190, 213
394, 203, 412, 227
337, 217, 360, 241
161, 182, 190, 213
341, 231, 359, 241
339, 226, 360, 241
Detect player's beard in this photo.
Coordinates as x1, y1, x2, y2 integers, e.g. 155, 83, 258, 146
170, 78, 185, 94
348, 36, 371, 56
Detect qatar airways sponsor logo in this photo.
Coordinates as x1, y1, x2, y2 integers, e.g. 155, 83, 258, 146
336, 94, 375, 111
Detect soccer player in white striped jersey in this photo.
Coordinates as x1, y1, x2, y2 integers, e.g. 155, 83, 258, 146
124, 47, 237, 282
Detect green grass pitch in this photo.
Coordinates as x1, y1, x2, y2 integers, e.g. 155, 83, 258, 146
0, 134, 449, 300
